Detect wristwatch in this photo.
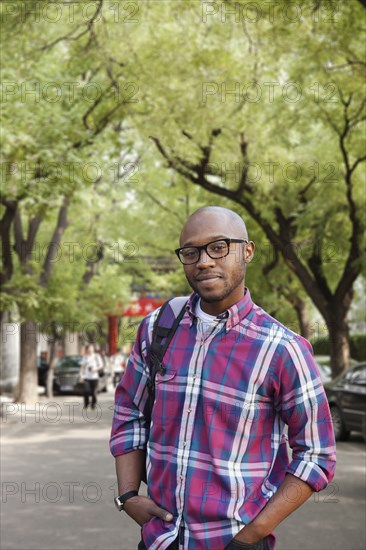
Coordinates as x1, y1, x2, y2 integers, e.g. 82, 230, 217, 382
114, 490, 139, 511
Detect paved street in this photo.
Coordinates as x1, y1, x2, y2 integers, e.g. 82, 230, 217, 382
1, 391, 365, 550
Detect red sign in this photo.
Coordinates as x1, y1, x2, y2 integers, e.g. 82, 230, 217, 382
123, 297, 166, 317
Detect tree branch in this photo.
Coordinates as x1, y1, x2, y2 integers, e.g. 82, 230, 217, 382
151, 132, 333, 319
299, 176, 316, 205
40, 197, 70, 287
82, 242, 104, 285
312, 92, 364, 305
0, 200, 17, 285
40, 0, 104, 51
13, 208, 24, 260
27, 214, 43, 256
307, 239, 333, 301
142, 188, 186, 226
350, 154, 366, 174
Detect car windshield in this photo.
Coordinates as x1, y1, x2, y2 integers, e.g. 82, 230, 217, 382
344, 365, 366, 385
327, 362, 366, 387
55, 356, 82, 370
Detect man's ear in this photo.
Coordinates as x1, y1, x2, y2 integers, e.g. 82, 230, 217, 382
244, 241, 255, 263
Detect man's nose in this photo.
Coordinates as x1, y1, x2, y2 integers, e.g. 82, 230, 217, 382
196, 249, 216, 267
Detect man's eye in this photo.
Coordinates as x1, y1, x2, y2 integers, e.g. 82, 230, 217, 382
211, 243, 226, 252
182, 249, 196, 257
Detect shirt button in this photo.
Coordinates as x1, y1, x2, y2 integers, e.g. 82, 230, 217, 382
183, 441, 187, 447
187, 408, 191, 413
179, 475, 184, 481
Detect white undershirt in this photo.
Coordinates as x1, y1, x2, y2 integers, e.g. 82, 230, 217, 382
196, 299, 225, 338
196, 299, 219, 324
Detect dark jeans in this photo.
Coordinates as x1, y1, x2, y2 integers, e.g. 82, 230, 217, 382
83, 379, 98, 408
137, 537, 178, 550
224, 536, 270, 550
138, 536, 269, 550
113, 372, 122, 387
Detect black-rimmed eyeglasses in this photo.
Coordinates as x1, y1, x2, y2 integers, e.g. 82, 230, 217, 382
175, 238, 248, 265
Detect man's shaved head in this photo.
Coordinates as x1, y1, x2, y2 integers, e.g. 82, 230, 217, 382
180, 206, 248, 246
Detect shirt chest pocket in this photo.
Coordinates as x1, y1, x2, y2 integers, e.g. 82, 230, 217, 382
152, 370, 181, 425
155, 370, 177, 384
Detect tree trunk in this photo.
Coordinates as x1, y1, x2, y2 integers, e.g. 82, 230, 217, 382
46, 338, 56, 399
293, 299, 311, 341
326, 313, 351, 378
14, 319, 38, 403
45, 324, 62, 398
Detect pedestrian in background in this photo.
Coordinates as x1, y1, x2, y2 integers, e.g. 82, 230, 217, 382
80, 344, 102, 410
110, 206, 336, 550
111, 348, 126, 388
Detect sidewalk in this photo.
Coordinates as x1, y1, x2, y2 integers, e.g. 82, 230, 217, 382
1, 392, 144, 550
1, 392, 365, 550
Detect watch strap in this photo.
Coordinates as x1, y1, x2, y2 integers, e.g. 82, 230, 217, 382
115, 490, 138, 511
119, 490, 138, 504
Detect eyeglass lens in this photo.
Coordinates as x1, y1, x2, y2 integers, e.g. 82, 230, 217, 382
179, 240, 229, 264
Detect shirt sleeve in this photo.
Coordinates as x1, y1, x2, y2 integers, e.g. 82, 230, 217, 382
109, 316, 153, 457
272, 336, 336, 492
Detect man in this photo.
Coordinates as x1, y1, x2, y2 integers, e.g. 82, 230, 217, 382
111, 348, 127, 387
110, 206, 336, 550
80, 344, 102, 409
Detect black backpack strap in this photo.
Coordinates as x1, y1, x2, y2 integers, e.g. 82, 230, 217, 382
146, 297, 187, 421
142, 297, 188, 484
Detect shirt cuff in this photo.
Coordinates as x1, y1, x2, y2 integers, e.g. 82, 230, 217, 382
286, 457, 335, 492
111, 444, 147, 458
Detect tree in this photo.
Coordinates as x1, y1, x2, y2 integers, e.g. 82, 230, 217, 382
2, 0, 364, 397
131, 0, 365, 375
0, 0, 141, 401
116, 144, 315, 338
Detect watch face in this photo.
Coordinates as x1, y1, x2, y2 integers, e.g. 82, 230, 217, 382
114, 497, 123, 511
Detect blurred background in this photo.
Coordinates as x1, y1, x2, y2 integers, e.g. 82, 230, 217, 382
1, 1, 365, 549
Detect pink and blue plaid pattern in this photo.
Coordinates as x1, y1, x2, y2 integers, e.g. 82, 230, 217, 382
110, 289, 336, 550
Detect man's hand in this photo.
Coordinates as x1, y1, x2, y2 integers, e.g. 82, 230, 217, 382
123, 495, 174, 527
233, 524, 261, 545
233, 474, 313, 544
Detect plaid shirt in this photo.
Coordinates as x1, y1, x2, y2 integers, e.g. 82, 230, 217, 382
110, 290, 336, 550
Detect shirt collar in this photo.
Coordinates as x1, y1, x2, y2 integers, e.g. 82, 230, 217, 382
186, 288, 253, 331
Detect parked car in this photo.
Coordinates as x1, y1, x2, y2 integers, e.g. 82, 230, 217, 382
53, 355, 109, 395
314, 355, 358, 384
314, 355, 333, 384
324, 362, 366, 441
37, 356, 49, 387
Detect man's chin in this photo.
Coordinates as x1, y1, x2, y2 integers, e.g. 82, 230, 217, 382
197, 291, 225, 304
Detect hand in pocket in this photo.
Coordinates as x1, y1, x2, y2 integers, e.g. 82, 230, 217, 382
224, 538, 266, 550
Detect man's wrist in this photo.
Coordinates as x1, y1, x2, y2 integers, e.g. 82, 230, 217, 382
114, 490, 139, 511
234, 523, 263, 544
123, 495, 140, 513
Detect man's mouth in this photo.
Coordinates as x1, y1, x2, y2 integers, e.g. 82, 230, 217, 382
195, 273, 222, 283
